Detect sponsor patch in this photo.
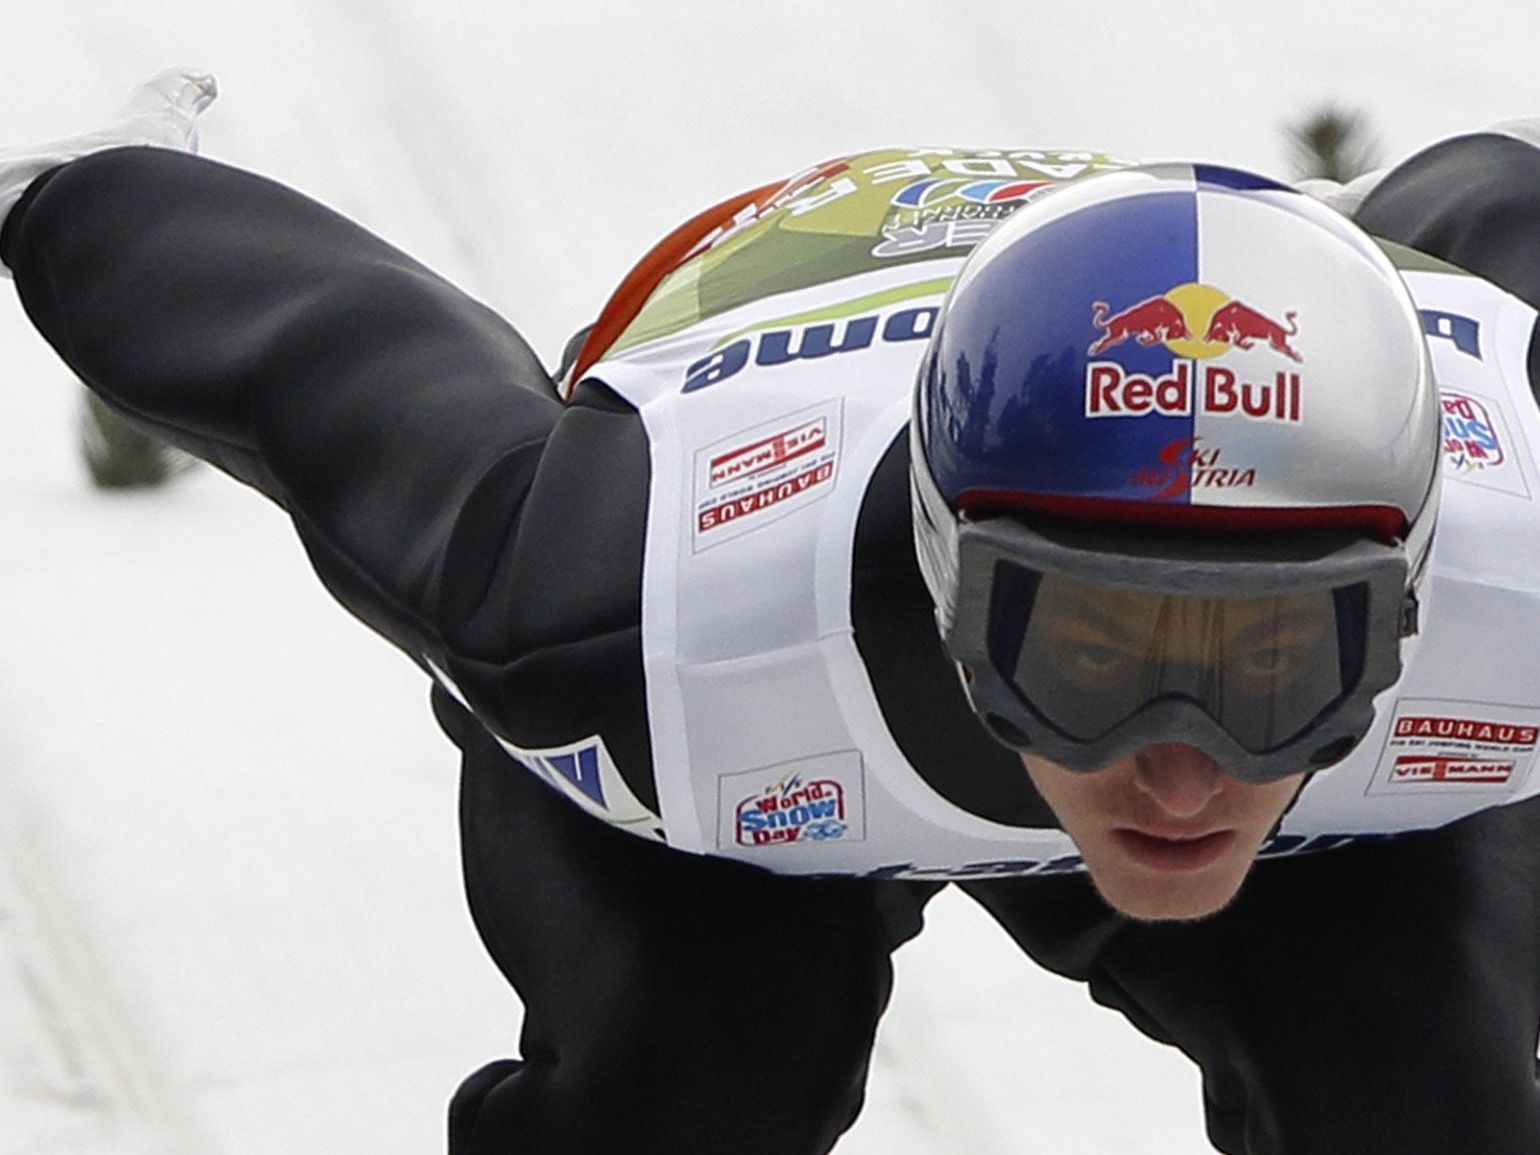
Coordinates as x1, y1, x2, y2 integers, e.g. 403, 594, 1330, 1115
1367, 699, 1540, 796
717, 751, 866, 849
693, 401, 842, 548
1440, 388, 1531, 498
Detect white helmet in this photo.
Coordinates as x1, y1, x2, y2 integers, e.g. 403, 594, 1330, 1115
911, 164, 1439, 782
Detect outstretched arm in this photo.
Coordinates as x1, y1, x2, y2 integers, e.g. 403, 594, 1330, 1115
0, 91, 637, 688
1354, 127, 1540, 312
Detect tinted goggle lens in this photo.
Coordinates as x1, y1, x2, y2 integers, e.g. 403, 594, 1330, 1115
986, 564, 1369, 753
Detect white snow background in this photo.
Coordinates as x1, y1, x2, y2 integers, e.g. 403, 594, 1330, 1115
2, 2, 1537, 1152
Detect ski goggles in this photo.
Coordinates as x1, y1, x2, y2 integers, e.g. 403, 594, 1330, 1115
942, 515, 1416, 783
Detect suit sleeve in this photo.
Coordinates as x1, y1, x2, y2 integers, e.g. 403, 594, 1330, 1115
0, 146, 645, 699
1355, 132, 1540, 313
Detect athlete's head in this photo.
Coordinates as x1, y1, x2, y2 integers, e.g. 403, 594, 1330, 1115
911, 164, 1440, 920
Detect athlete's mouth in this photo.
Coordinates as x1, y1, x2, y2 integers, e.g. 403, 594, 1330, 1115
1111, 828, 1236, 872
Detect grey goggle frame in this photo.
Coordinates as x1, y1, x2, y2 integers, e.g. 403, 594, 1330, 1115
943, 516, 1416, 784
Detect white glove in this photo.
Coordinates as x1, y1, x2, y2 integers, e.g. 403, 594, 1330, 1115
0, 68, 217, 251
1488, 117, 1540, 152
1293, 167, 1389, 217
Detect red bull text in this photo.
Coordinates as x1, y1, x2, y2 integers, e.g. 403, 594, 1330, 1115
1085, 360, 1302, 423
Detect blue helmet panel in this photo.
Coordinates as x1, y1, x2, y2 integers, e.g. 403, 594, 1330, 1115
923, 191, 1200, 510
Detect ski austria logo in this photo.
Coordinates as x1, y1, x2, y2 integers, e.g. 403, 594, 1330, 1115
1084, 282, 1303, 424
1129, 437, 1256, 499
1368, 699, 1540, 796
716, 752, 866, 850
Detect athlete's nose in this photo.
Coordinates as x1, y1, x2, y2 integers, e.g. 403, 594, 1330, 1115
1133, 743, 1225, 818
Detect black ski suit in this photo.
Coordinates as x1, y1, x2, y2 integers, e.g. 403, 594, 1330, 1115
6, 135, 1540, 1154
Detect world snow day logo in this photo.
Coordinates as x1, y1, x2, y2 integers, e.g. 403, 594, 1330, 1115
734, 774, 850, 847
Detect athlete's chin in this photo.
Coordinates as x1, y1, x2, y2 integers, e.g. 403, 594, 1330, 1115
1084, 859, 1253, 923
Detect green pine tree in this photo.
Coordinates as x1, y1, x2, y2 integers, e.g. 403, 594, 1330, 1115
79, 388, 192, 489
1287, 105, 1382, 183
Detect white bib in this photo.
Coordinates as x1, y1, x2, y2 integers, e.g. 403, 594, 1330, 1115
590, 259, 1540, 880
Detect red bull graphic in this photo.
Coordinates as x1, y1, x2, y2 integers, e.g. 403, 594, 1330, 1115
1088, 296, 1193, 355
1088, 284, 1302, 362
1203, 301, 1302, 362
735, 775, 849, 847
1129, 437, 1258, 499
1085, 284, 1304, 425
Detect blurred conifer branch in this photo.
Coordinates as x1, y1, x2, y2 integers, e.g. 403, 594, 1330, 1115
1287, 104, 1382, 183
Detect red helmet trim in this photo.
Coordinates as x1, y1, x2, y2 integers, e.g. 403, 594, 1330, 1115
955, 490, 1409, 543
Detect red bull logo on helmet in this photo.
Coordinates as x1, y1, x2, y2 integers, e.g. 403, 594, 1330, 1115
1084, 283, 1304, 424
1089, 283, 1302, 361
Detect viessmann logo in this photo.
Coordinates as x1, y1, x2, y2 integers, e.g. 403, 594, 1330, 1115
692, 401, 843, 549
1370, 703, 1540, 797
708, 417, 827, 489
1391, 755, 1517, 785
1084, 283, 1303, 423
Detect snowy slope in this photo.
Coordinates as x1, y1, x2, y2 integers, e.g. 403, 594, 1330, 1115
3, 2, 1538, 1152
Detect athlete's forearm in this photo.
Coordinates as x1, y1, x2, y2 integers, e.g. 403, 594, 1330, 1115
1356, 132, 1540, 310
1, 146, 563, 660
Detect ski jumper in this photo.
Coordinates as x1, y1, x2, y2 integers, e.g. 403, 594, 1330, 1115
6, 135, 1540, 1154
